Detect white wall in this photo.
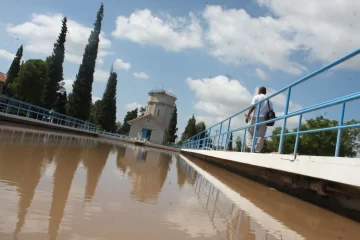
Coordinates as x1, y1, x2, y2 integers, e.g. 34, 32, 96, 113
146, 93, 176, 128
129, 117, 166, 145
181, 149, 360, 188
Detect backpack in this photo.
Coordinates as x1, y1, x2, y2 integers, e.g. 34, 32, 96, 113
264, 99, 276, 126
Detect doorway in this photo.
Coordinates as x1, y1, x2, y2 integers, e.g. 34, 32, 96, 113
141, 128, 152, 141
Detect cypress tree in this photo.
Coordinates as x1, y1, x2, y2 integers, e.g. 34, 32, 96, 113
181, 115, 197, 141
4, 45, 23, 96
99, 70, 117, 132
42, 17, 67, 109
167, 105, 178, 143
53, 91, 68, 114
67, 4, 104, 120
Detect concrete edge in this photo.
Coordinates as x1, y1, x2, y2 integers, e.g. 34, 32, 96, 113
181, 149, 360, 188
180, 154, 304, 240
99, 134, 181, 153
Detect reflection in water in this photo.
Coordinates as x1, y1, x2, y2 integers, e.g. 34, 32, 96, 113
48, 147, 83, 240
0, 143, 50, 239
1, 124, 360, 239
118, 145, 172, 203
179, 155, 360, 240
82, 144, 112, 202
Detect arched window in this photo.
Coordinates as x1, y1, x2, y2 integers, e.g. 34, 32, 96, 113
157, 109, 160, 116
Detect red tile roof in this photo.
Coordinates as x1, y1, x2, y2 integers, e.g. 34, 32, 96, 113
128, 114, 167, 130
0, 72, 7, 83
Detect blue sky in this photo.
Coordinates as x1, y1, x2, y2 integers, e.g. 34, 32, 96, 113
1, 0, 360, 137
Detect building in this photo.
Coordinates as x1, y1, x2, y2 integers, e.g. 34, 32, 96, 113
128, 89, 177, 145
0, 72, 7, 94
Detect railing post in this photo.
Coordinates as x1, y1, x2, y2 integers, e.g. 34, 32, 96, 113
225, 118, 232, 151
207, 128, 212, 149
278, 87, 292, 154
26, 106, 31, 118
293, 114, 302, 155
335, 103, 346, 157
251, 102, 261, 153
217, 123, 222, 151
197, 134, 200, 149
5, 100, 10, 113
242, 129, 247, 152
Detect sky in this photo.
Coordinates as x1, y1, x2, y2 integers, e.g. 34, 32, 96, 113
0, 0, 360, 139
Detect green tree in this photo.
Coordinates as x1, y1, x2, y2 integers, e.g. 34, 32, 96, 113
235, 136, 242, 152
53, 91, 68, 114
227, 133, 233, 151
196, 121, 206, 148
4, 45, 23, 96
120, 108, 138, 134
181, 114, 197, 141
264, 127, 296, 154
42, 17, 67, 109
99, 71, 117, 132
8, 59, 47, 105
90, 99, 102, 125
298, 116, 360, 157
67, 4, 104, 120
139, 106, 146, 117
263, 116, 360, 157
168, 105, 178, 143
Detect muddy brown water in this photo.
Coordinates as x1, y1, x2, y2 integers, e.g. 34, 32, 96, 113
0, 124, 359, 240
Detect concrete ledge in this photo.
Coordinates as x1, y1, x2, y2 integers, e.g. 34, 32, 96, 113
181, 149, 360, 188
0, 112, 98, 137
99, 134, 181, 152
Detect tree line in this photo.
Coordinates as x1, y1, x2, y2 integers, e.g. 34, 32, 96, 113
2, 4, 118, 132
180, 115, 359, 157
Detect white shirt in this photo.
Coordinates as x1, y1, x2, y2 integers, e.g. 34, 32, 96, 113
250, 94, 274, 117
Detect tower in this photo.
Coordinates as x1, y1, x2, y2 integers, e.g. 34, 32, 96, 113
145, 89, 177, 128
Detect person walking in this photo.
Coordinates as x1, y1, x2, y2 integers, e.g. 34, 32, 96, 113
245, 86, 274, 153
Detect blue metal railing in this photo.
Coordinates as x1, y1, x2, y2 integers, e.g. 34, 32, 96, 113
96, 130, 130, 139
182, 49, 360, 157
0, 94, 96, 132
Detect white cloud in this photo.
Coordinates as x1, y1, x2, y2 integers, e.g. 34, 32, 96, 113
114, 58, 131, 71
186, 75, 252, 117
94, 68, 109, 82
186, 75, 303, 136
92, 96, 101, 103
255, 68, 267, 80
112, 9, 203, 52
125, 102, 143, 111
257, 0, 360, 68
203, 5, 306, 75
203, 2, 360, 74
61, 79, 74, 93
133, 72, 149, 79
65, 53, 82, 64
6, 14, 112, 65
0, 49, 14, 60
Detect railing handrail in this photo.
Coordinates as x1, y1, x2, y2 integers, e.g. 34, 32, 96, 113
198, 48, 360, 133
183, 48, 360, 157
0, 94, 94, 125
0, 94, 96, 130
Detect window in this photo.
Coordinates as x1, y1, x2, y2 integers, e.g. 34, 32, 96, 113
157, 109, 160, 116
